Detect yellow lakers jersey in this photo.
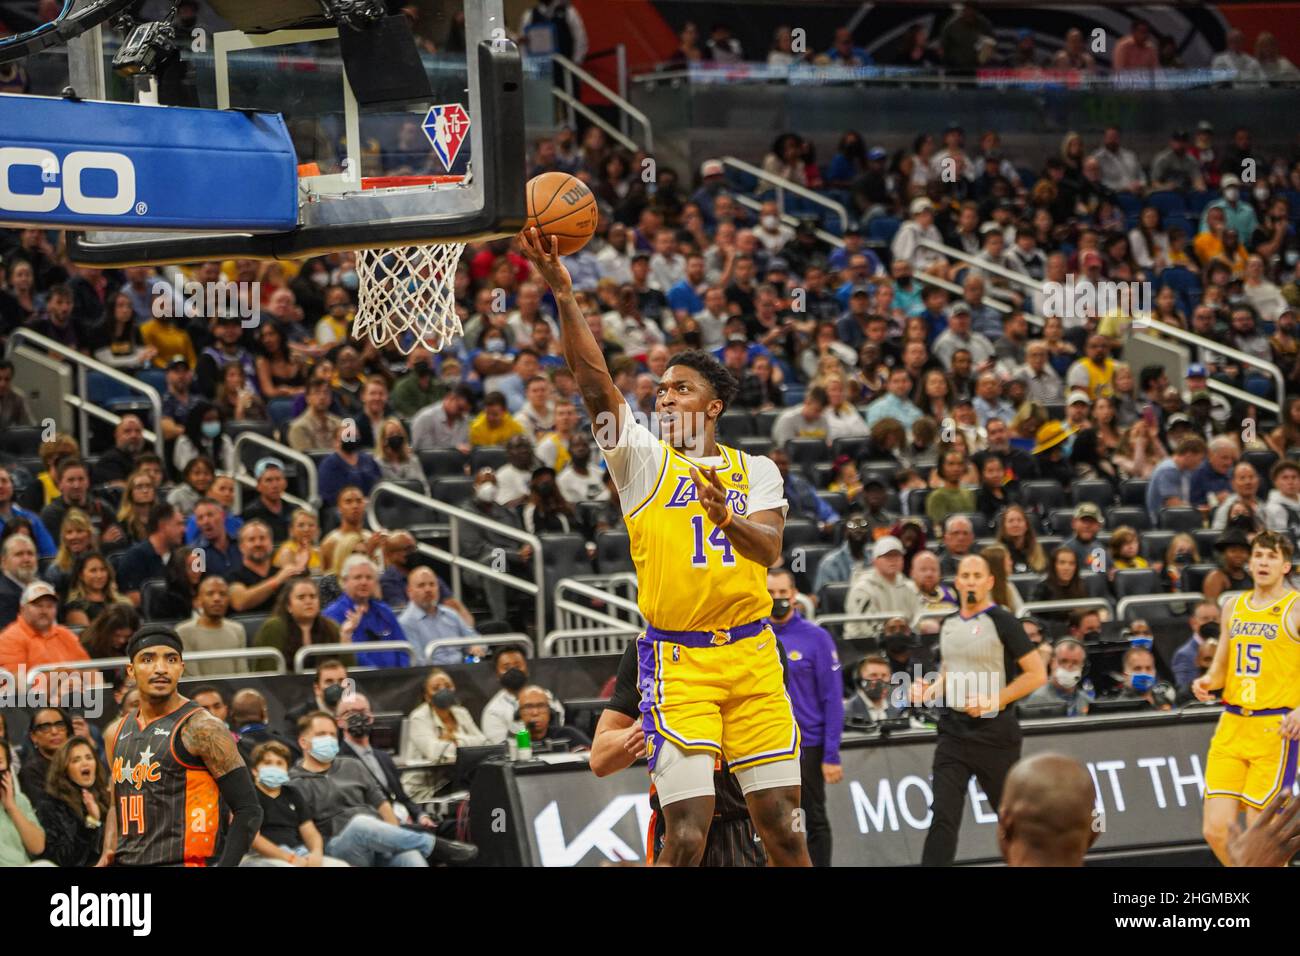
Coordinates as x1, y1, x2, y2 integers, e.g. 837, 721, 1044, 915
625, 441, 772, 632
1224, 590, 1300, 710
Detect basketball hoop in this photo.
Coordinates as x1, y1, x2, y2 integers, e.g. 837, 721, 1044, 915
350, 175, 470, 356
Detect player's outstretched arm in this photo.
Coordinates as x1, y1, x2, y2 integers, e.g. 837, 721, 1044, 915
181, 710, 264, 866
519, 228, 626, 435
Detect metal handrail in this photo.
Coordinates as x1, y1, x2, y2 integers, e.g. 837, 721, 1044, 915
1116, 592, 1205, 620
8, 327, 165, 460
551, 87, 638, 153
542, 626, 641, 656
554, 577, 644, 632
814, 609, 953, 631
552, 53, 653, 151
293, 640, 418, 673
25, 647, 286, 687
1218, 590, 1248, 609
720, 155, 848, 236
232, 431, 319, 507
1019, 598, 1114, 618
425, 633, 534, 662
365, 481, 545, 642
731, 192, 845, 253
916, 237, 1040, 294
1132, 323, 1283, 415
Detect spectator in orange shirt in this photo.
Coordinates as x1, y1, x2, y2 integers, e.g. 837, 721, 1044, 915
0, 582, 92, 694
1113, 19, 1158, 71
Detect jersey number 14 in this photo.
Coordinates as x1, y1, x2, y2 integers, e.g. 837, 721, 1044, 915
690, 515, 735, 567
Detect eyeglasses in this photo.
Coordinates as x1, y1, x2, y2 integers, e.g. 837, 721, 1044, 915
33, 720, 67, 733
519, 702, 550, 712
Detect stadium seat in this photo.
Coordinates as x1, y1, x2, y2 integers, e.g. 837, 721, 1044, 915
595, 530, 633, 574
1021, 480, 1066, 514
1159, 507, 1203, 532
428, 476, 474, 505
1185, 190, 1213, 216
817, 581, 850, 615
1112, 568, 1159, 599
0, 425, 41, 456
1244, 449, 1279, 482
717, 411, 755, 443
1079, 571, 1110, 599
1180, 564, 1218, 593
1010, 572, 1044, 595
374, 486, 439, 532
538, 532, 590, 579
1119, 478, 1150, 508
1047, 509, 1075, 535
419, 447, 468, 479
1141, 530, 1174, 563
1115, 193, 1144, 219
867, 216, 900, 244
780, 384, 805, 406
786, 543, 832, 595
468, 445, 507, 472
736, 436, 774, 458
782, 519, 821, 549
575, 501, 605, 535
1105, 506, 1150, 531
810, 462, 835, 488
1193, 528, 1221, 555
817, 491, 848, 516
1072, 479, 1116, 510
830, 436, 870, 463
1147, 190, 1188, 219
786, 438, 831, 472
755, 409, 782, 437
140, 579, 171, 620
231, 615, 266, 642
903, 487, 929, 516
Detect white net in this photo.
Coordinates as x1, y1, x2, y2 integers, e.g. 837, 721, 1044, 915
352, 241, 466, 355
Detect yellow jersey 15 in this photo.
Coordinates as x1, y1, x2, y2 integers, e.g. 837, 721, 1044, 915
1224, 590, 1300, 710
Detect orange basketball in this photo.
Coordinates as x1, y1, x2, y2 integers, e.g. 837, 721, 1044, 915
524, 172, 598, 256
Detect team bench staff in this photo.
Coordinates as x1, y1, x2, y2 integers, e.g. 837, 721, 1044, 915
520, 229, 810, 867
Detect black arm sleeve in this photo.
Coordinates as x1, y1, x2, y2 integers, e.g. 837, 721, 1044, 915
214, 768, 264, 867
990, 606, 1035, 677
605, 644, 640, 719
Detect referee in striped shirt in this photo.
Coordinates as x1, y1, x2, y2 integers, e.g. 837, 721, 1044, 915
919, 555, 1047, 866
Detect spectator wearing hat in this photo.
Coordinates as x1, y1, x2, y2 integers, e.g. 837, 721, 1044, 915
160, 356, 199, 442
0, 582, 89, 691
1201, 174, 1259, 250
1145, 435, 1208, 522
1203, 526, 1254, 602
845, 536, 921, 638
691, 159, 730, 224
891, 198, 947, 272
933, 302, 996, 370
1063, 503, 1105, 567
1032, 419, 1076, 486
240, 459, 292, 544
1150, 131, 1205, 193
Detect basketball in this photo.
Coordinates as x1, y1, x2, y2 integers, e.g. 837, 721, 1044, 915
524, 172, 598, 256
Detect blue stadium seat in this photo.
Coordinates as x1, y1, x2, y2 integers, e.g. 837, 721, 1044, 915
1115, 193, 1144, 219
866, 216, 900, 245
816, 581, 850, 615
595, 530, 633, 574
1120, 478, 1150, 508
1147, 191, 1188, 219
1113, 568, 1159, 599
1185, 190, 1214, 216
717, 411, 755, 443
428, 476, 474, 505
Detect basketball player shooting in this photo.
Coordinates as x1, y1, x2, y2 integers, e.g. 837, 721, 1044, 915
519, 228, 810, 867
97, 625, 263, 867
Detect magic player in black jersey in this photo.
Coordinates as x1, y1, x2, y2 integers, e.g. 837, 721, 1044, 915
591, 642, 766, 866
97, 624, 262, 867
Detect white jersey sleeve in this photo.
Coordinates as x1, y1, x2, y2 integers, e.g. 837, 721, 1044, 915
745, 453, 789, 519
592, 403, 665, 516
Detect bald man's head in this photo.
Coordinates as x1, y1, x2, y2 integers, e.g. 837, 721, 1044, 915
997, 753, 1097, 866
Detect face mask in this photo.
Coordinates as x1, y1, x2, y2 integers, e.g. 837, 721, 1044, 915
344, 714, 372, 739
385, 435, 404, 452
762, 215, 780, 231
1129, 633, 1153, 650
310, 735, 339, 762
475, 483, 497, 504
770, 598, 792, 620
322, 683, 345, 708
257, 766, 290, 789
1174, 552, 1192, 565
898, 276, 912, 288
485, 339, 506, 353
432, 689, 457, 710
1223, 187, 1240, 203
1200, 622, 1221, 641
339, 271, 359, 291
1255, 186, 1270, 203
860, 678, 887, 701
534, 480, 555, 497
1130, 673, 1155, 693
500, 667, 527, 692
412, 361, 432, 377
1054, 667, 1082, 689
310, 272, 329, 287
884, 632, 912, 654
340, 438, 361, 454
201, 421, 221, 439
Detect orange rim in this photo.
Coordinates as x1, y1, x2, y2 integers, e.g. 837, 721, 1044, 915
361, 175, 465, 190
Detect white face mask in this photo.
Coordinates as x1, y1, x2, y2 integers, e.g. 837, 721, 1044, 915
1254, 186, 1270, 203
1055, 667, 1082, 689
1223, 187, 1240, 203
761, 215, 780, 231
475, 483, 497, 504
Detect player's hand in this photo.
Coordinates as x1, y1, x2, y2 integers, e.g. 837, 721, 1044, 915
689, 466, 730, 527
1191, 676, 1216, 703
622, 724, 647, 759
518, 228, 573, 296
1281, 708, 1300, 740
823, 763, 843, 784
1227, 792, 1300, 867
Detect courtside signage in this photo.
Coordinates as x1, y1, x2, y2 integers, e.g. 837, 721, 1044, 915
0, 93, 298, 231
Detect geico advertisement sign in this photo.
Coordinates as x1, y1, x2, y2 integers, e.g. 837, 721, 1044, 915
519, 714, 1220, 866
0, 148, 137, 216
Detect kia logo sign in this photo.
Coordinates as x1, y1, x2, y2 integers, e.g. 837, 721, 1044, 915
0, 147, 137, 216
533, 794, 652, 866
